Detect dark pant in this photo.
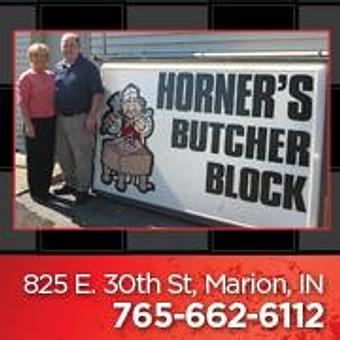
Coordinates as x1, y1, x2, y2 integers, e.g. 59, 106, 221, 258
25, 116, 56, 199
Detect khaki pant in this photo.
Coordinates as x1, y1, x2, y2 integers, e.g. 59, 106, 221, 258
56, 113, 94, 192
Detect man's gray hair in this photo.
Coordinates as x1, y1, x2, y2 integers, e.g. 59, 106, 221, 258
61, 32, 80, 47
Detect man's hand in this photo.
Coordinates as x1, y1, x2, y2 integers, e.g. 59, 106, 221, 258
85, 114, 97, 134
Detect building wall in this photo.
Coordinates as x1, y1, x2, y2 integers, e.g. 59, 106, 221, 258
15, 31, 327, 152
15, 32, 31, 152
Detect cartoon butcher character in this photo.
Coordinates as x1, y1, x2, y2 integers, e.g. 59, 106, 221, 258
121, 85, 146, 143
100, 83, 155, 193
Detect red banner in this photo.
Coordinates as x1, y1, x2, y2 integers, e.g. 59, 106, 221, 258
1, 256, 340, 339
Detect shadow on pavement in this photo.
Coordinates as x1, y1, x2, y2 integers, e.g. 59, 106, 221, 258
33, 192, 196, 228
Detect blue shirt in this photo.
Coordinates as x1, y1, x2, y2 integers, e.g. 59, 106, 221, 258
54, 54, 104, 115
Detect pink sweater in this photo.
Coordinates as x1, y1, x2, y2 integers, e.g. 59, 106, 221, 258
17, 68, 55, 118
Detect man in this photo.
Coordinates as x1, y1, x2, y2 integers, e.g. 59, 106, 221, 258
54, 32, 104, 204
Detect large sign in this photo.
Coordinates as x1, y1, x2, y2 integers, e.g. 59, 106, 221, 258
93, 61, 327, 228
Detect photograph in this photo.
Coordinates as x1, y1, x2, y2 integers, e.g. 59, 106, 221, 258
15, 30, 330, 229
2, 1, 340, 339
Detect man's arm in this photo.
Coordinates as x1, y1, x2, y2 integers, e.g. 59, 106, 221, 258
85, 60, 105, 134
85, 93, 104, 134
89, 93, 104, 118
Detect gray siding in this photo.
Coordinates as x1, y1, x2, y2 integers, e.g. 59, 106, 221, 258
89, 32, 328, 58
15, 31, 328, 153
15, 32, 31, 152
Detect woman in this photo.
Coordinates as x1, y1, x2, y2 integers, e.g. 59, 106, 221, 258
17, 43, 56, 203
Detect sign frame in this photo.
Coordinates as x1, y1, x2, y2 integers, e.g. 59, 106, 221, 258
92, 58, 328, 229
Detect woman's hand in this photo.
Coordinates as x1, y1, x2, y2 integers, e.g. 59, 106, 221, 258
25, 122, 35, 138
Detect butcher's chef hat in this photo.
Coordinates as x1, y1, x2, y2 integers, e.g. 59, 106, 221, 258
121, 83, 139, 101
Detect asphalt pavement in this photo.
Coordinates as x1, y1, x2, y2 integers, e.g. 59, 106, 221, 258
15, 153, 194, 229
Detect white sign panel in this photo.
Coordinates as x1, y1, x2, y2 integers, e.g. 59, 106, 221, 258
93, 62, 327, 228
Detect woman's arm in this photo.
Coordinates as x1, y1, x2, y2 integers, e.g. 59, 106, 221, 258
17, 74, 35, 138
